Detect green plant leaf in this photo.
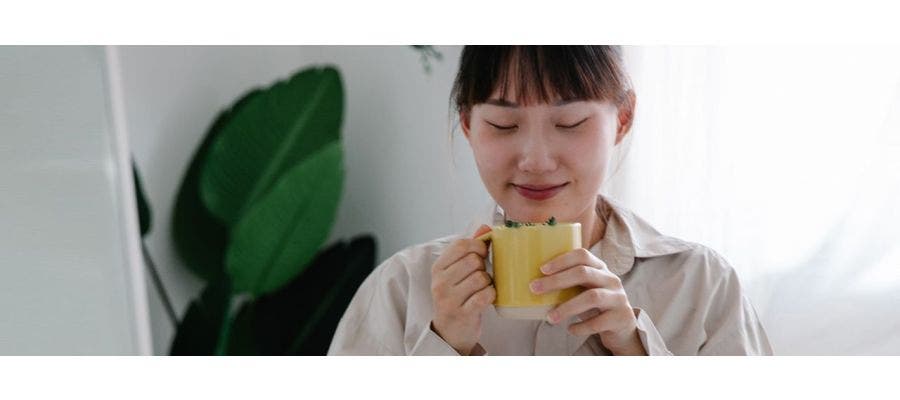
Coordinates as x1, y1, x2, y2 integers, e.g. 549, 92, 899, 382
246, 235, 376, 355
171, 89, 262, 281
169, 275, 232, 355
287, 235, 376, 355
222, 301, 258, 355
226, 142, 344, 296
132, 160, 152, 236
200, 66, 343, 227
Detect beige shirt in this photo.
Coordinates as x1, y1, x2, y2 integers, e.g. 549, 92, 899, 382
328, 194, 774, 355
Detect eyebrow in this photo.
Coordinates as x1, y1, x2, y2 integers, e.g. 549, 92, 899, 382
484, 98, 581, 108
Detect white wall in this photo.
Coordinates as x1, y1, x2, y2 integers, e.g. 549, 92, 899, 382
0, 46, 151, 354
115, 46, 489, 354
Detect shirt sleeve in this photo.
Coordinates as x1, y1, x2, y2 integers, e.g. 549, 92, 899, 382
326, 265, 391, 355
409, 323, 488, 356
698, 254, 774, 356
634, 307, 674, 356
327, 254, 410, 355
327, 246, 487, 356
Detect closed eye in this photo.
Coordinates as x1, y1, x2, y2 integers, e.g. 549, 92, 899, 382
556, 117, 589, 129
487, 121, 517, 130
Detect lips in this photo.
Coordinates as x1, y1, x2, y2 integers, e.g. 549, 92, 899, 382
513, 182, 568, 201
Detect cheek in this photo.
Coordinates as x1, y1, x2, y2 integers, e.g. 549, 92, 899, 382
564, 127, 616, 182
469, 134, 512, 182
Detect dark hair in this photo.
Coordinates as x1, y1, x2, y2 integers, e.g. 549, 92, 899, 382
451, 46, 633, 119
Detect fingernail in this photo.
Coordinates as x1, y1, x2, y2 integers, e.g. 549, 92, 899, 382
547, 311, 559, 324
530, 281, 542, 294
540, 264, 550, 274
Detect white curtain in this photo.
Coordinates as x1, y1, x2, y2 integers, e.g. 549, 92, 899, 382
606, 46, 900, 355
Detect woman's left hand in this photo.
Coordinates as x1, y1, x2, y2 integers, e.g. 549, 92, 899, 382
529, 248, 647, 356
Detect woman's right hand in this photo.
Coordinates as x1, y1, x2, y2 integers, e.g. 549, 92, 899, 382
430, 224, 496, 355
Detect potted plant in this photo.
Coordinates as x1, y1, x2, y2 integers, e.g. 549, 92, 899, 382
135, 65, 376, 355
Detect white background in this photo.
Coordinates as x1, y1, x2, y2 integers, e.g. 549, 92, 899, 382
1, 1, 898, 398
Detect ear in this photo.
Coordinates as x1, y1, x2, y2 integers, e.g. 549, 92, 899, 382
460, 110, 472, 140
615, 91, 636, 145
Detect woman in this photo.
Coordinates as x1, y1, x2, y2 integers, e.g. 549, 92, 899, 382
328, 46, 773, 355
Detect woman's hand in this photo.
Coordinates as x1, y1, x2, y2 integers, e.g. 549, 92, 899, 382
430, 224, 496, 355
530, 248, 647, 355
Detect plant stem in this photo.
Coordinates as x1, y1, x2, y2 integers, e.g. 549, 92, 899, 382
213, 294, 236, 355
140, 240, 178, 327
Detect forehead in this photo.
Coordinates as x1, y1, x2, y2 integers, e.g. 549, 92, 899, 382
482, 97, 587, 108
485, 59, 610, 109
473, 97, 616, 117
453, 46, 628, 115
488, 68, 572, 106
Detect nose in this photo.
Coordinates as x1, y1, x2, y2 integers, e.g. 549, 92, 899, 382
516, 128, 558, 174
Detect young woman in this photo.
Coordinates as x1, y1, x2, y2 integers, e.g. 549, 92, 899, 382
328, 46, 773, 355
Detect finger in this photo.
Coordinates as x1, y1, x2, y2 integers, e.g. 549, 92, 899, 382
547, 288, 622, 324
454, 269, 492, 297
473, 224, 492, 239
530, 264, 620, 294
540, 248, 607, 275
567, 310, 625, 336
462, 283, 497, 312
443, 252, 487, 286
433, 238, 488, 272
442, 270, 492, 308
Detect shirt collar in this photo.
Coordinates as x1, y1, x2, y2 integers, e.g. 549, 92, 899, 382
467, 193, 694, 276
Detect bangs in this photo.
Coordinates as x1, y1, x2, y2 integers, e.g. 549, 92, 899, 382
452, 46, 630, 113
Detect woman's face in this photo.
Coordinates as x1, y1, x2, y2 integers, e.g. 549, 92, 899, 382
461, 89, 629, 224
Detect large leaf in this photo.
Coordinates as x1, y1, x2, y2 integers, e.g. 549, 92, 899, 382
169, 275, 232, 355
225, 142, 343, 295
132, 160, 152, 237
287, 235, 376, 355
200, 66, 343, 227
171, 89, 262, 281
246, 235, 376, 355
222, 301, 258, 355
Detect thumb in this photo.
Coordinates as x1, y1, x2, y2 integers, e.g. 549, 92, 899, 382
473, 224, 492, 238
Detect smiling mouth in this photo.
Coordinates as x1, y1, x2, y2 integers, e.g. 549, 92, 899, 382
513, 182, 568, 201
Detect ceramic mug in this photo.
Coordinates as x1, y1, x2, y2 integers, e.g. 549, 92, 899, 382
477, 222, 583, 320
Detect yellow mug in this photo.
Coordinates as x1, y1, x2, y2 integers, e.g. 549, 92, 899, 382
477, 222, 583, 320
